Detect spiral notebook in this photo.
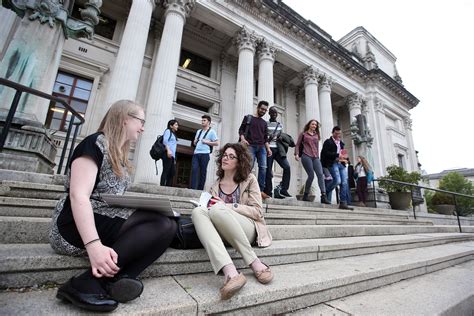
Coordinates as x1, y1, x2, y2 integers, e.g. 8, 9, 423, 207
101, 194, 180, 217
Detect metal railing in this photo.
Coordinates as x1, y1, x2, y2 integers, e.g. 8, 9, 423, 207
0, 77, 85, 174
371, 178, 474, 232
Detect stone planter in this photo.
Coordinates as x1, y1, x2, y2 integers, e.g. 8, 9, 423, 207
388, 192, 412, 210
296, 194, 315, 202
434, 204, 456, 215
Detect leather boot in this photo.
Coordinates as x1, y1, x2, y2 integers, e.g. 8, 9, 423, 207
302, 192, 310, 201
320, 193, 330, 204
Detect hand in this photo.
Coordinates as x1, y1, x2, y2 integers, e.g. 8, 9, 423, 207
240, 137, 249, 146
207, 196, 224, 208
294, 155, 300, 161
267, 149, 272, 157
201, 139, 208, 145
86, 242, 119, 278
167, 150, 172, 158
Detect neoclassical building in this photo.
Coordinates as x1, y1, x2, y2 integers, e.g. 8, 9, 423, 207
0, 0, 419, 194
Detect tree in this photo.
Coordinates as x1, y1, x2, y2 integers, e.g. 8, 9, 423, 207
438, 172, 474, 216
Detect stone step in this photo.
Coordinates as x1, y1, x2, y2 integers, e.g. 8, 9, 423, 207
264, 213, 433, 225
1, 242, 473, 315
0, 181, 65, 200
0, 194, 428, 224
1, 215, 472, 244
2, 233, 473, 288
290, 260, 474, 315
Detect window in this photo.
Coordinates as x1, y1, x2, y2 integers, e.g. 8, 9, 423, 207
71, 4, 117, 40
179, 49, 212, 77
45, 72, 93, 132
398, 154, 405, 169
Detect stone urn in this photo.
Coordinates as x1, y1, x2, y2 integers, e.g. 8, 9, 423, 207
434, 204, 456, 215
388, 192, 412, 210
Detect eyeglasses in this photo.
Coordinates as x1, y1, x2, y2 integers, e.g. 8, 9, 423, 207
222, 153, 238, 160
128, 114, 145, 126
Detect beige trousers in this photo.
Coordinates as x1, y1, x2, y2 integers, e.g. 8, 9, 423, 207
192, 204, 257, 274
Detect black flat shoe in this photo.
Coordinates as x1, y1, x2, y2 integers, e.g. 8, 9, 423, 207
56, 278, 118, 312
106, 276, 144, 303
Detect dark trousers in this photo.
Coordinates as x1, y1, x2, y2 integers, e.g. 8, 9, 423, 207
160, 155, 175, 187
264, 150, 291, 195
356, 176, 368, 203
190, 153, 210, 190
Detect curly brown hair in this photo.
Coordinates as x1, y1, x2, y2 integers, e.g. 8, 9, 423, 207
216, 143, 252, 183
303, 119, 320, 139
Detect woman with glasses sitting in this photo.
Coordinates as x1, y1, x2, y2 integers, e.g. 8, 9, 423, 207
192, 143, 273, 300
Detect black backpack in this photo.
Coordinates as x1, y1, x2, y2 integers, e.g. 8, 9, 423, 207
238, 114, 252, 142
150, 131, 172, 174
150, 135, 166, 160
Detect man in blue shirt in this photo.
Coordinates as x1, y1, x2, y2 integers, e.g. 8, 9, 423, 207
190, 115, 219, 190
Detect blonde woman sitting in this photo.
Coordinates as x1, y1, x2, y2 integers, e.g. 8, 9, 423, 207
192, 143, 273, 300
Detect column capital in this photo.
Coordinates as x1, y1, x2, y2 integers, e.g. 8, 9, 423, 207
346, 93, 365, 111
375, 98, 386, 113
162, 0, 195, 20
318, 74, 333, 91
303, 66, 319, 87
403, 117, 413, 130
234, 26, 258, 53
257, 38, 277, 62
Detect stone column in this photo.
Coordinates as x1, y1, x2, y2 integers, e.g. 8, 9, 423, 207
257, 38, 276, 106
374, 99, 389, 175
403, 117, 418, 171
318, 74, 334, 140
233, 27, 258, 133
103, 0, 154, 111
347, 93, 363, 121
303, 66, 320, 124
134, 0, 195, 184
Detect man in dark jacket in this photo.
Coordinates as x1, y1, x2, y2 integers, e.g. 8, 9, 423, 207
320, 126, 353, 210
264, 106, 294, 198
239, 101, 271, 197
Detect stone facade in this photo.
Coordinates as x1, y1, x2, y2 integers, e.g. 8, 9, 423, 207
0, 0, 420, 192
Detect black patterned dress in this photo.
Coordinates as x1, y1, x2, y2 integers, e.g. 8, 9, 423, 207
49, 132, 135, 256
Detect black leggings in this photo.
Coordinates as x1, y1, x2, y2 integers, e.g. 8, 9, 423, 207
75, 211, 177, 293
112, 210, 177, 277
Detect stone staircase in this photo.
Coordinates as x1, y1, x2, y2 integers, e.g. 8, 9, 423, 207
0, 169, 473, 315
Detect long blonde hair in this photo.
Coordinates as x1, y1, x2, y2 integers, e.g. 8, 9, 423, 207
98, 100, 144, 177
357, 155, 371, 173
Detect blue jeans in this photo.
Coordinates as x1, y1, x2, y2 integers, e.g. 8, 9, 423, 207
264, 149, 291, 195
326, 162, 349, 204
190, 153, 210, 190
248, 145, 267, 192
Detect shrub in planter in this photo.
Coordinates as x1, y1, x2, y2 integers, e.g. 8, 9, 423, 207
378, 165, 422, 210
431, 192, 454, 205
431, 192, 455, 215
378, 165, 422, 193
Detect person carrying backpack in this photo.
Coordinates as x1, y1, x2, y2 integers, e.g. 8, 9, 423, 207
161, 119, 179, 187
190, 115, 219, 190
238, 100, 272, 199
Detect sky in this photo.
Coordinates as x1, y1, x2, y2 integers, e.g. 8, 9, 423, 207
283, 0, 474, 174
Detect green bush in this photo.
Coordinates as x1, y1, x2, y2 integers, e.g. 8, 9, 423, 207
431, 192, 454, 205
437, 172, 474, 216
378, 165, 422, 193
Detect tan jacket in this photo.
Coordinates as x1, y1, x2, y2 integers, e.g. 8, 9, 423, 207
209, 173, 272, 247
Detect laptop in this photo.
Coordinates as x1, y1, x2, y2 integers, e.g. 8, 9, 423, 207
101, 194, 180, 218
